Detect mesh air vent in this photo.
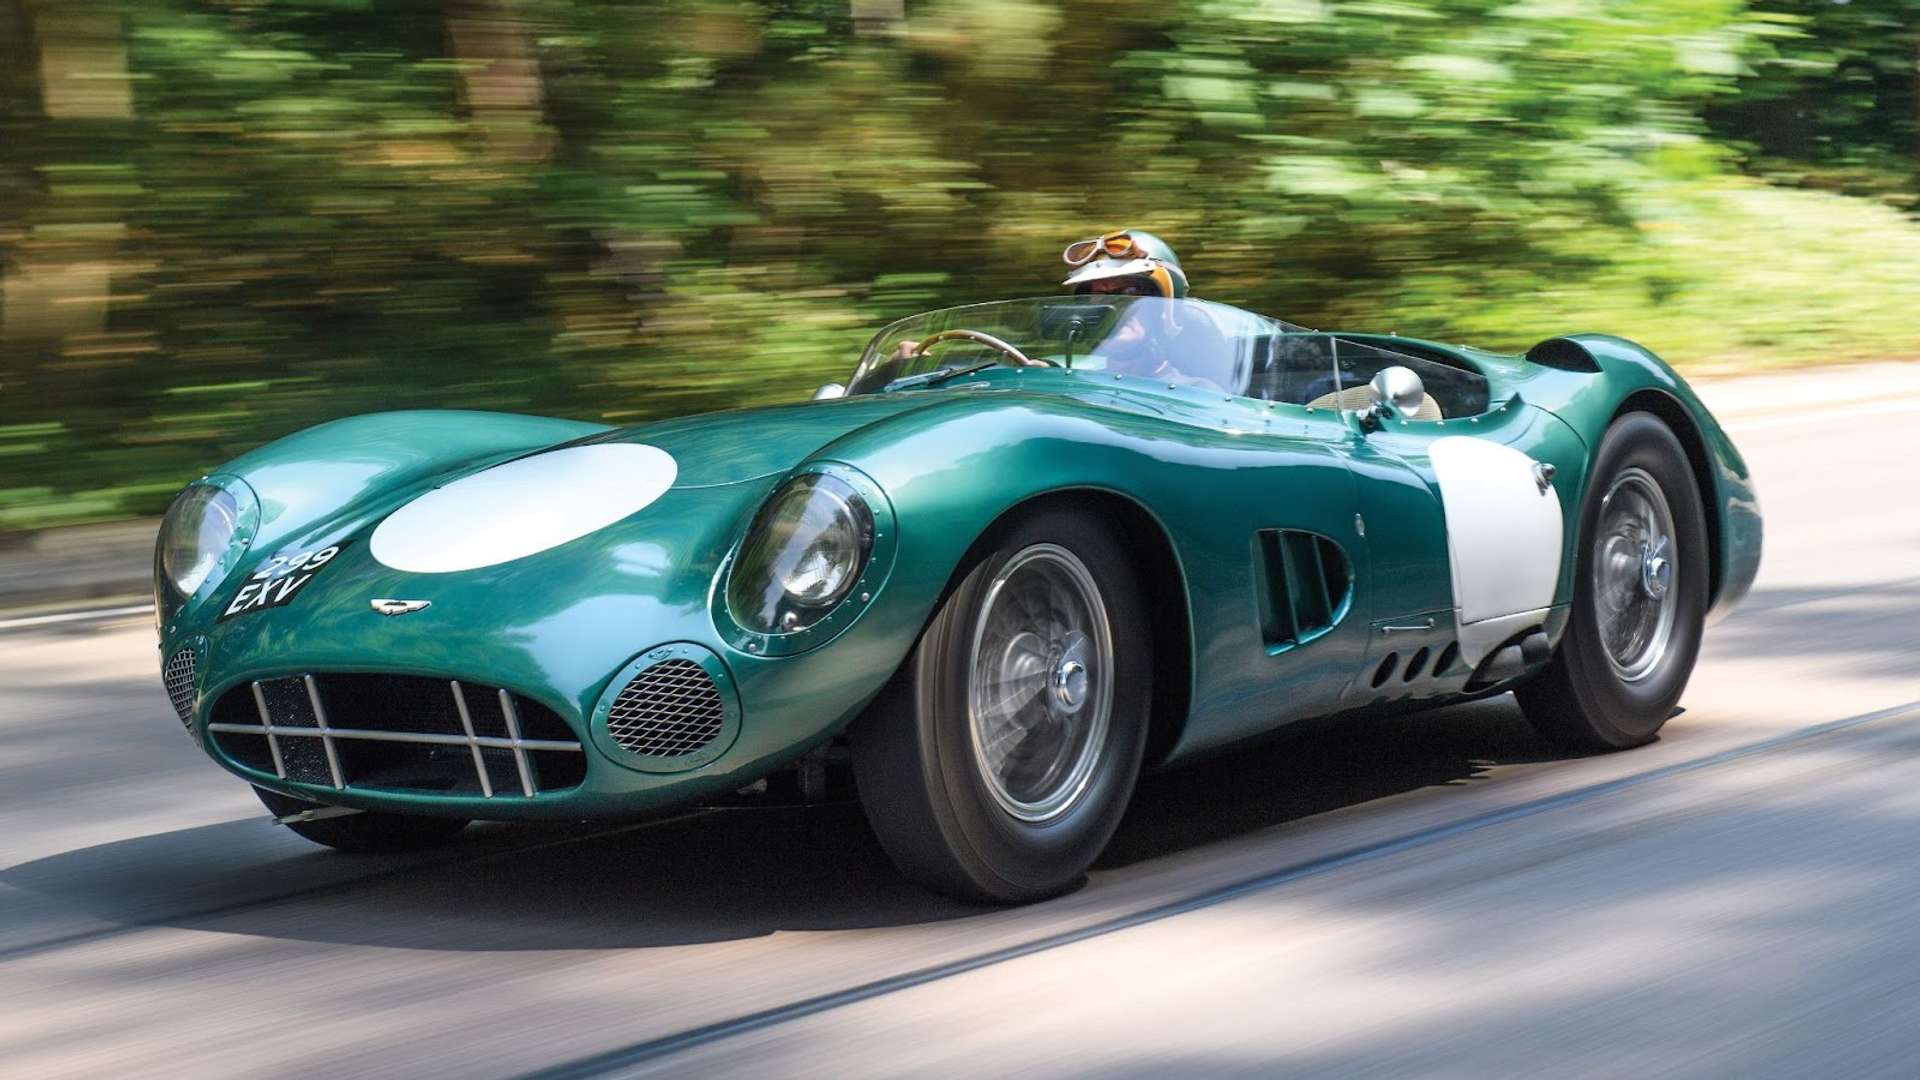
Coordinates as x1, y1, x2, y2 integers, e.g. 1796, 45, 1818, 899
606, 659, 726, 758
163, 648, 198, 731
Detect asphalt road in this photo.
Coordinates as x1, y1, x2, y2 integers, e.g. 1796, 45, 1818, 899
3, 365, 1917, 1078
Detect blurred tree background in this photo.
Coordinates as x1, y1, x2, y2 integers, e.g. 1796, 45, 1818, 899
3, 0, 1920, 530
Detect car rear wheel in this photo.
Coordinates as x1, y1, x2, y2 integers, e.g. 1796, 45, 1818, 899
253, 786, 470, 854
1517, 412, 1709, 751
851, 508, 1150, 903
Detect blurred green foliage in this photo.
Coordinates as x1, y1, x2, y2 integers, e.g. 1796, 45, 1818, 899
1708, 0, 1920, 189
1, 0, 1917, 531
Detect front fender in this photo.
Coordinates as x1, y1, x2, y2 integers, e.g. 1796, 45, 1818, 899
808, 387, 1369, 759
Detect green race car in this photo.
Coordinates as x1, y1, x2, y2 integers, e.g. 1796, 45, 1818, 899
154, 294, 1761, 902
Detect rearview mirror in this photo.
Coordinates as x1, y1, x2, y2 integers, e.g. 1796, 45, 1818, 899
1367, 366, 1425, 421
812, 383, 847, 401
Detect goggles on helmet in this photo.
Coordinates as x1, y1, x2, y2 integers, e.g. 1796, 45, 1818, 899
1062, 231, 1148, 267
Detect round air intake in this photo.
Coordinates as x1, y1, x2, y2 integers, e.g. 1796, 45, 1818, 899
605, 658, 726, 759
163, 647, 198, 732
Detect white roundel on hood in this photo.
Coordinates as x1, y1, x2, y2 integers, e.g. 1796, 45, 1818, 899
370, 443, 677, 573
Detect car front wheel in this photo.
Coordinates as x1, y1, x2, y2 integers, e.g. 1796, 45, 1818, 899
852, 508, 1151, 904
1517, 412, 1709, 750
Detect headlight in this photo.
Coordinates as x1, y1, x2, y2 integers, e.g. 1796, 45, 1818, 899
155, 484, 242, 621
727, 474, 874, 635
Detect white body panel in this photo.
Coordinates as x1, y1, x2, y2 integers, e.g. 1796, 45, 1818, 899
1428, 436, 1564, 664
371, 443, 677, 574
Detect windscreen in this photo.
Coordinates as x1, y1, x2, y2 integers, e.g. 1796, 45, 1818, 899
847, 296, 1492, 418
848, 297, 1284, 397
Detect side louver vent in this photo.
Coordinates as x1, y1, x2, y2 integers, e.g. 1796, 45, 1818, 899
163, 648, 198, 732
1253, 529, 1352, 650
606, 659, 726, 759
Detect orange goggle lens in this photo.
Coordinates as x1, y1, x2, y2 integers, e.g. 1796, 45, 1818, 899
1063, 232, 1141, 266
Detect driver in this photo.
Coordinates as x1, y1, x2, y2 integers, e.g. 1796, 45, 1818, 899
1060, 228, 1190, 303
1061, 229, 1224, 389
884, 228, 1222, 386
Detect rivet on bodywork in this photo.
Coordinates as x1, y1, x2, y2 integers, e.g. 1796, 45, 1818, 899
859, 592, 870, 603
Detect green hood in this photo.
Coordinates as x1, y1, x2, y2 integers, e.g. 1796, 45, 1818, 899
596, 394, 941, 487
212, 395, 945, 556
194, 396, 944, 714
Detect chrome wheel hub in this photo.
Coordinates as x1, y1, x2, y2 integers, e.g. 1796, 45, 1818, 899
1053, 653, 1089, 713
1641, 538, 1671, 600
968, 544, 1114, 824
1592, 467, 1678, 683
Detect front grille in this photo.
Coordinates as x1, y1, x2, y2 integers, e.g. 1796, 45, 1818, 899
606, 659, 725, 758
208, 674, 585, 798
162, 648, 198, 732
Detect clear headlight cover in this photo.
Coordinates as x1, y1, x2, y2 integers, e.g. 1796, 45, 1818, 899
158, 485, 240, 600
728, 474, 874, 635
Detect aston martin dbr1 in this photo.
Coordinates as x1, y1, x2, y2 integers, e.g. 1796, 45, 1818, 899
153, 294, 1761, 902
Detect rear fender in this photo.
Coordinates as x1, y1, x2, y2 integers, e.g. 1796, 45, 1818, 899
1524, 335, 1761, 623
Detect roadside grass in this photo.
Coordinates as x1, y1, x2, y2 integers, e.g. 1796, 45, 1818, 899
1454, 178, 1920, 373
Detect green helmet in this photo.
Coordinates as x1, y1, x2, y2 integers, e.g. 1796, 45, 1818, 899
1061, 229, 1189, 299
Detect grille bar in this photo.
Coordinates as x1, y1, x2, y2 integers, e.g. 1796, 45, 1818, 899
449, 680, 495, 799
249, 681, 288, 780
303, 674, 347, 790
497, 688, 537, 798
207, 720, 582, 753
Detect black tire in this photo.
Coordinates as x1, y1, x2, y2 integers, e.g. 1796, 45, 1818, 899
253, 786, 470, 854
1517, 412, 1709, 751
851, 508, 1151, 904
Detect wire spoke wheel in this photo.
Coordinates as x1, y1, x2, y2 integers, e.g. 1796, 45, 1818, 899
1591, 466, 1678, 683
1517, 414, 1708, 753
852, 507, 1149, 903
967, 543, 1114, 824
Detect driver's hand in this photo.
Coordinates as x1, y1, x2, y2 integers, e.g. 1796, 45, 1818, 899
888, 339, 920, 362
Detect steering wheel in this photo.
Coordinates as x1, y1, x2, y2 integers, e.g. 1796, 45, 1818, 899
910, 329, 1054, 368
